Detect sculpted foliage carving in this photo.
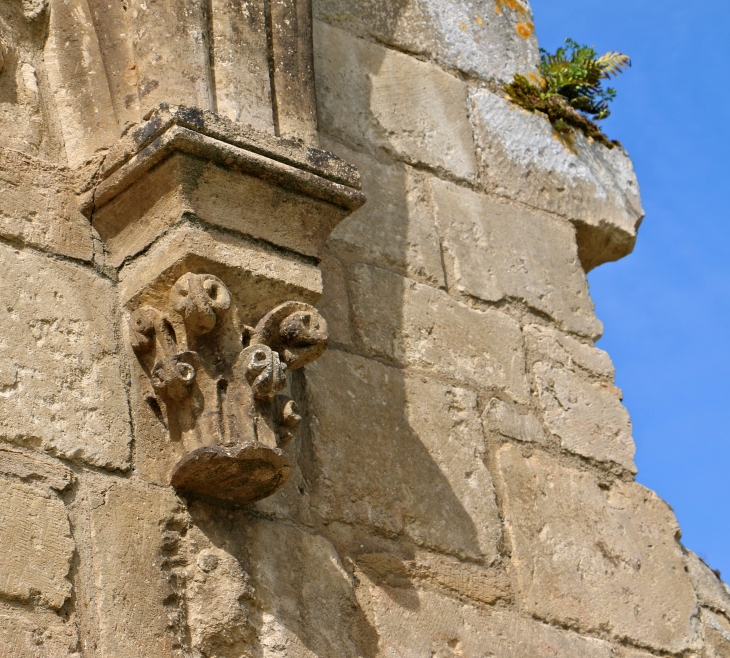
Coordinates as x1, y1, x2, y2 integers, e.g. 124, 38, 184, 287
129, 272, 327, 503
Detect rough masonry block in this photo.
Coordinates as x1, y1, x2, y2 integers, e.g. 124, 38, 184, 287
0, 602, 79, 658
314, 21, 477, 180
470, 88, 644, 270
354, 570, 615, 658
313, 0, 539, 83
0, 475, 74, 610
430, 178, 602, 337
496, 444, 700, 653
321, 138, 446, 287
305, 349, 502, 562
0, 244, 131, 470
348, 263, 529, 400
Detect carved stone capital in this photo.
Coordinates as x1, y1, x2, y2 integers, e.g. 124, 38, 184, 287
129, 272, 328, 504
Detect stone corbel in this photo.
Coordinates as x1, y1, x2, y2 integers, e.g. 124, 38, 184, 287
86, 104, 364, 503
129, 272, 328, 504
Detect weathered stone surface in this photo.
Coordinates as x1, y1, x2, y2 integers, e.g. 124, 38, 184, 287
305, 349, 502, 561
0, 244, 132, 469
496, 445, 700, 653
44, 0, 119, 168
316, 253, 354, 346
0, 148, 94, 261
185, 546, 256, 658
90, 480, 186, 658
357, 549, 511, 605
482, 397, 546, 444
314, 0, 539, 83
0, 4, 66, 163
704, 609, 730, 658
532, 361, 635, 469
686, 550, 730, 616
348, 263, 529, 400
431, 178, 602, 337
355, 571, 614, 658
0, 444, 74, 492
321, 138, 446, 286
524, 323, 615, 379
0, 476, 74, 610
471, 88, 644, 270
0, 602, 79, 657
314, 21, 477, 180
118, 224, 323, 322
186, 506, 363, 658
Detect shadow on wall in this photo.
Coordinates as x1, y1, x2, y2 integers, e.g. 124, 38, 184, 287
179, 3, 497, 656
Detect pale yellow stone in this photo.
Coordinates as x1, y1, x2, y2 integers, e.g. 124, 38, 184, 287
0, 445, 74, 492
687, 551, 730, 616
0, 244, 131, 469
533, 361, 636, 469
704, 609, 730, 658
348, 263, 529, 400
322, 139, 446, 286
90, 480, 186, 658
0, 602, 79, 658
357, 549, 511, 605
0, 148, 94, 261
314, 0, 539, 83
496, 445, 700, 653
314, 22, 477, 180
524, 323, 615, 379
355, 571, 614, 658
471, 88, 644, 270
305, 349, 502, 561
0, 476, 74, 610
430, 178, 602, 337
482, 397, 546, 444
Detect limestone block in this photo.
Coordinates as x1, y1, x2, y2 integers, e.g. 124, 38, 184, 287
90, 480, 187, 658
0, 244, 132, 469
524, 323, 615, 380
316, 253, 353, 347
0, 445, 74, 492
482, 397, 546, 444
314, 21, 477, 180
357, 549, 511, 605
0, 476, 74, 610
305, 349, 502, 561
355, 572, 614, 658
44, 0, 119, 168
532, 361, 636, 470
314, 0, 539, 83
431, 178, 602, 337
186, 547, 256, 658
321, 139, 446, 287
209, 0, 274, 132
686, 550, 730, 616
0, 5, 66, 162
183, 503, 362, 658
0, 148, 94, 261
704, 609, 730, 658
0, 602, 79, 657
348, 264, 529, 400
496, 445, 700, 653
243, 518, 361, 658
471, 89, 644, 270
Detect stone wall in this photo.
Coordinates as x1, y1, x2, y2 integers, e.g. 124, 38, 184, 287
0, 1, 728, 657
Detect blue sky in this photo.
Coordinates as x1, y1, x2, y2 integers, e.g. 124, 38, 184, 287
531, 1, 730, 574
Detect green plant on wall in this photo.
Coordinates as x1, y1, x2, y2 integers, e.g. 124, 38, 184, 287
505, 39, 631, 148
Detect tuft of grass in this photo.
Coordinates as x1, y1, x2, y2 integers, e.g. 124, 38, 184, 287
505, 39, 630, 148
